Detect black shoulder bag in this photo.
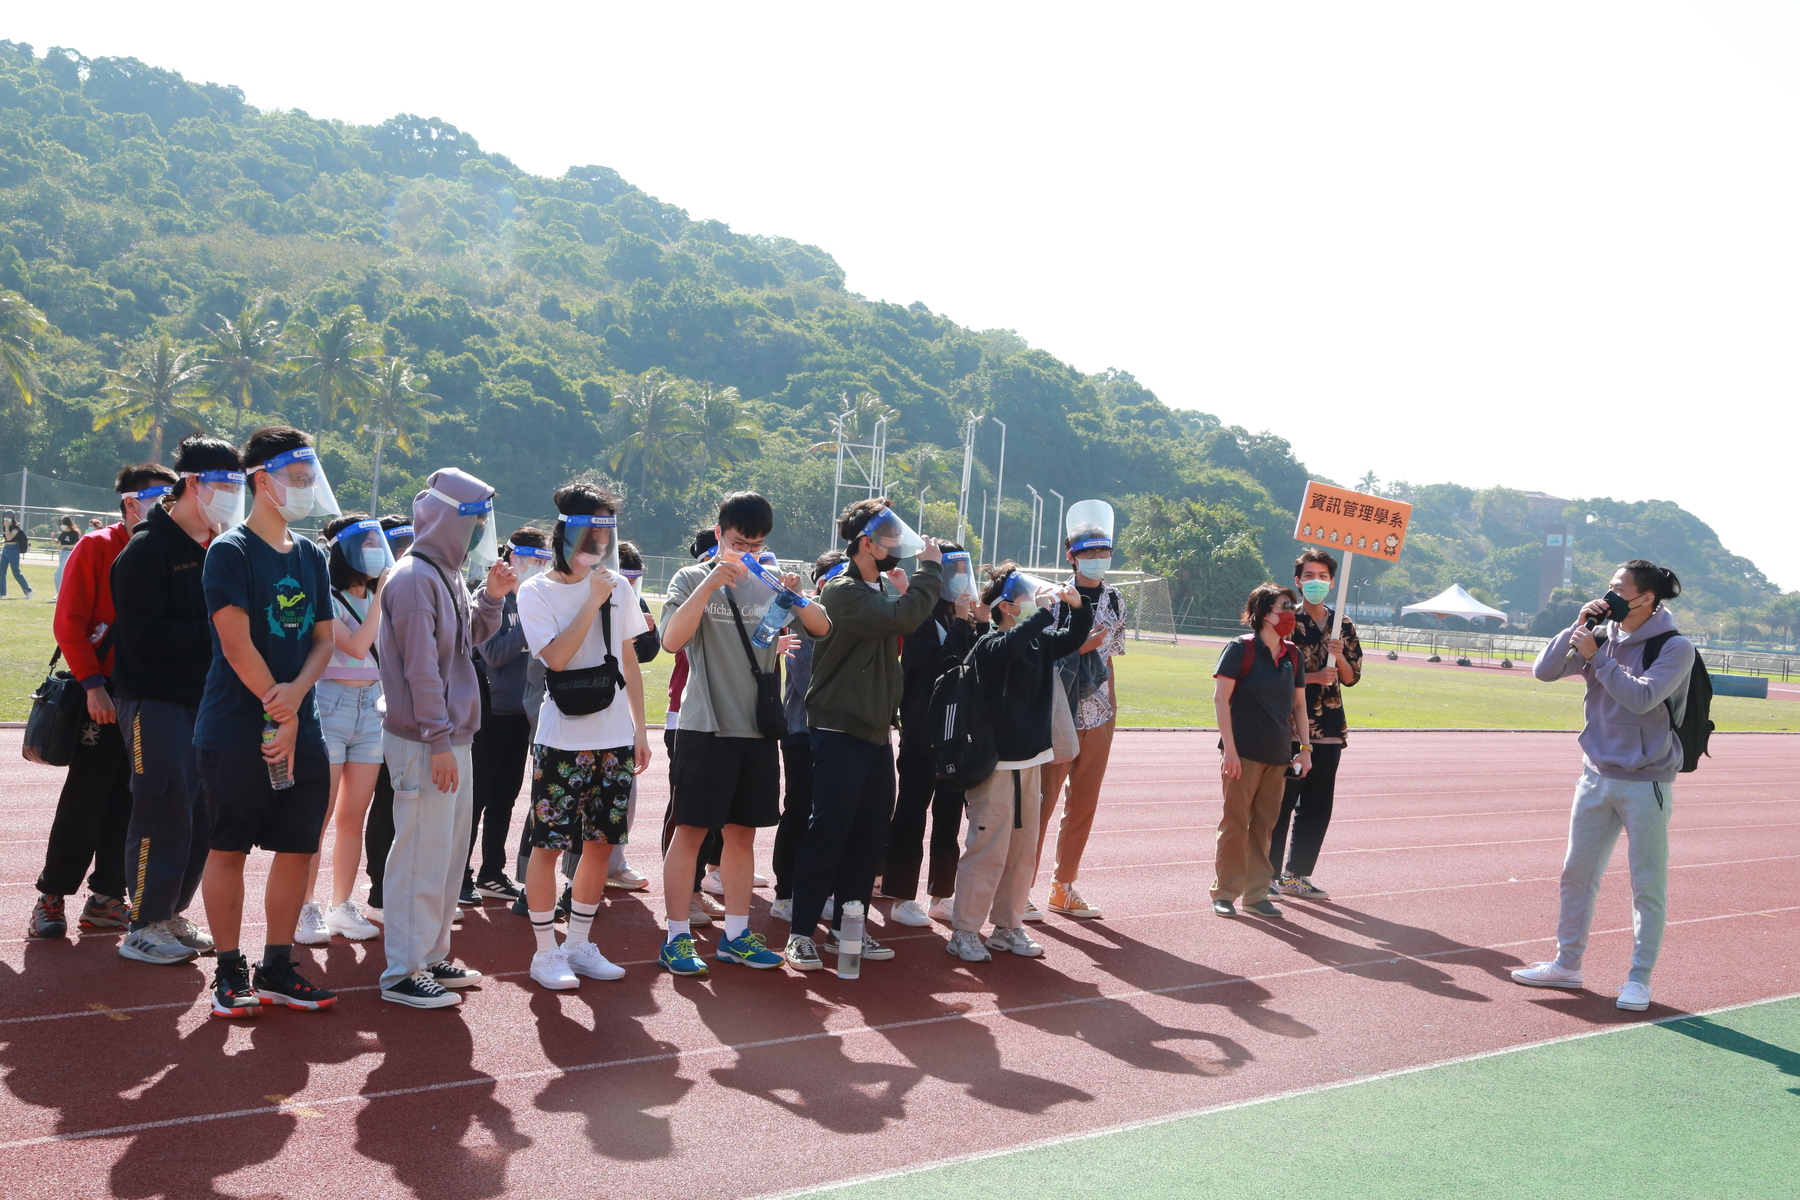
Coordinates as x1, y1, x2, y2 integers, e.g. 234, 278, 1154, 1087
22, 648, 87, 767
724, 595, 790, 739
545, 598, 626, 717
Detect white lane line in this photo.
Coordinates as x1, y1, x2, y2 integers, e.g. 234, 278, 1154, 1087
749, 986, 1800, 1200
2, 904, 1794, 1151
1072, 820, 1800, 851
1087, 795, 1800, 815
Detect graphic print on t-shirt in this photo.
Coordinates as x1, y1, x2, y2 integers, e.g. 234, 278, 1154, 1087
267, 574, 318, 640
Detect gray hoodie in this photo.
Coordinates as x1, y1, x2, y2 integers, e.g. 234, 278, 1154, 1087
378, 468, 505, 753
1533, 605, 1695, 783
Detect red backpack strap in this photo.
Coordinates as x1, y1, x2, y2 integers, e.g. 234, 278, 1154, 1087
1235, 634, 1257, 680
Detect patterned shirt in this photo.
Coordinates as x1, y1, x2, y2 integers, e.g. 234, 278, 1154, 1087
1292, 605, 1362, 743
1050, 579, 1127, 730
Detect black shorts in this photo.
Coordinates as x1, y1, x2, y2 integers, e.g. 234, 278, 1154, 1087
669, 729, 780, 829
528, 744, 634, 850
200, 736, 330, 855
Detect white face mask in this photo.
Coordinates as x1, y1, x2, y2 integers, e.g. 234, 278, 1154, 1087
575, 552, 602, 569
274, 486, 314, 522
201, 490, 239, 530
1076, 556, 1111, 580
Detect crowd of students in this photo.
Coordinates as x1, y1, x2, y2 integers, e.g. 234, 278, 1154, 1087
21, 427, 1692, 1017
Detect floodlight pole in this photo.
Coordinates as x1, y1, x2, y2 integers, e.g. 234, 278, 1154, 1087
991, 418, 1007, 564
1026, 485, 1043, 569
980, 491, 988, 560
955, 413, 980, 548
917, 486, 930, 534
1048, 489, 1064, 571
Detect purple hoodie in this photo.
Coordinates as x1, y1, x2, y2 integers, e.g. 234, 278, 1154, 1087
1533, 604, 1695, 783
378, 468, 504, 753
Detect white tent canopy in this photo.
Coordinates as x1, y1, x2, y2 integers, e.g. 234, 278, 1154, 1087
1400, 584, 1508, 623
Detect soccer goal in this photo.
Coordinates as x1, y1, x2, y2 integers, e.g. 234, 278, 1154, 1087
1112, 575, 1177, 643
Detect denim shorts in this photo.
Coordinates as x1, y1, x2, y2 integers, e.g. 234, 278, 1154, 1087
317, 679, 385, 765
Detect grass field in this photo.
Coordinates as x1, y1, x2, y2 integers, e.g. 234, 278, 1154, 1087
3, 567, 1794, 731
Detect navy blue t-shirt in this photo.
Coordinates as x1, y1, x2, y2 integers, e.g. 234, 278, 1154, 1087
194, 524, 332, 751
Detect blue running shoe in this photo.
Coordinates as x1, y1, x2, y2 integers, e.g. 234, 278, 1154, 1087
660, 933, 708, 976
716, 930, 785, 969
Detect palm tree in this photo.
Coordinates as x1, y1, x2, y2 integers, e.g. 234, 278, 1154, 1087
94, 337, 211, 461
356, 356, 438, 513
202, 297, 283, 439
607, 371, 697, 503
287, 308, 379, 425
0, 289, 47, 408
684, 383, 760, 500
1720, 607, 1766, 644
1765, 594, 1800, 648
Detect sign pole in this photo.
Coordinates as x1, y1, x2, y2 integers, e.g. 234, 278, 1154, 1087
1326, 551, 1352, 669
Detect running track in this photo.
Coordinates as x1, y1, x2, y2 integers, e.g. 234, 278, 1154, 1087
0, 729, 1794, 1199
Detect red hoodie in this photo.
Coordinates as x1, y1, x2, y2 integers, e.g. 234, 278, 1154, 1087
55, 522, 129, 688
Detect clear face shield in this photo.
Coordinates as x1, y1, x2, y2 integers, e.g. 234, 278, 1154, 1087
250, 447, 340, 523
857, 506, 926, 563
330, 518, 395, 580
1064, 499, 1115, 581
124, 484, 173, 526
509, 542, 553, 584
187, 471, 246, 534
940, 551, 979, 607
427, 488, 497, 580
1002, 569, 1060, 618
561, 513, 619, 573
384, 523, 414, 558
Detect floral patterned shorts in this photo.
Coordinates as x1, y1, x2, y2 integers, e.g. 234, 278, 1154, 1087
528, 744, 633, 850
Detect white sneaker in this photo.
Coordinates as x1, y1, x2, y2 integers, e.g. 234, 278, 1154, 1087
530, 948, 579, 990
928, 896, 954, 922
363, 905, 383, 923
770, 897, 794, 922
1510, 961, 1583, 988
325, 900, 380, 941
986, 926, 1045, 957
822, 897, 834, 922
701, 869, 725, 896
688, 894, 720, 925
1616, 981, 1650, 1011
606, 868, 649, 891
752, 871, 771, 888
294, 900, 330, 945
946, 930, 992, 962
167, 914, 214, 952
565, 940, 626, 980
889, 899, 930, 927
1020, 898, 1045, 924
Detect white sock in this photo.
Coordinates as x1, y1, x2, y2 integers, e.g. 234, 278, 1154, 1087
724, 914, 749, 940
566, 899, 599, 946
530, 910, 559, 954
665, 919, 691, 942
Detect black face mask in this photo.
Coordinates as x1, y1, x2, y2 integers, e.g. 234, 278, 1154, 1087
872, 553, 899, 574
1601, 590, 1633, 620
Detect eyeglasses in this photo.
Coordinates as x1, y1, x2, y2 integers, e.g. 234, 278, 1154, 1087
1271, 603, 1296, 612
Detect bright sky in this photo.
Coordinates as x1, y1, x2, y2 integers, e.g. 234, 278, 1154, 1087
14, 3, 1799, 588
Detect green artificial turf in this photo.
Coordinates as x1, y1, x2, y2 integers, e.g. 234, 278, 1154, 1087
801, 995, 1800, 1200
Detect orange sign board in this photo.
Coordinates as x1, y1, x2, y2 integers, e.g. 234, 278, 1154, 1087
1293, 482, 1412, 561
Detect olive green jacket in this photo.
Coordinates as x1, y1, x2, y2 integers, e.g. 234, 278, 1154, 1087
804, 561, 944, 744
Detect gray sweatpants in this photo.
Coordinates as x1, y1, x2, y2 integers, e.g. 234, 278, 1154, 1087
380, 735, 475, 990
953, 765, 1042, 934
1554, 769, 1672, 986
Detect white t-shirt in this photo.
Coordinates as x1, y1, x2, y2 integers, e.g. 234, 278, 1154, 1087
517, 569, 648, 752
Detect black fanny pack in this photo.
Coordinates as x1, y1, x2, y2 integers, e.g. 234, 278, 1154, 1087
545, 600, 626, 717
725, 595, 789, 739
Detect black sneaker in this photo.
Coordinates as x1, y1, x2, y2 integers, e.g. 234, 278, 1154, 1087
253, 960, 337, 1010
1242, 898, 1285, 920
475, 875, 522, 901
556, 883, 572, 920
510, 895, 529, 917
428, 960, 483, 988
1212, 899, 1237, 917
382, 969, 462, 1009
211, 959, 261, 1019
458, 878, 481, 907
27, 893, 67, 939
823, 930, 897, 960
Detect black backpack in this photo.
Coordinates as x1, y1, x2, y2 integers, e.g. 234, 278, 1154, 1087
928, 644, 996, 791
1601, 628, 1713, 772
1647, 630, 1713, 773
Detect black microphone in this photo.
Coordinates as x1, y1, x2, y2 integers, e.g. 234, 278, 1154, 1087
1566, 591, 1629, 660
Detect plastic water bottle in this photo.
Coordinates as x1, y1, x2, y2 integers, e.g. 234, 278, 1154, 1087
751, 593, 797, 650
261, 715, 295, 791
835, 901, 865, 979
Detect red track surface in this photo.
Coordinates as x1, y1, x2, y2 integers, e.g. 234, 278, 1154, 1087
1, 729, 1796, 1199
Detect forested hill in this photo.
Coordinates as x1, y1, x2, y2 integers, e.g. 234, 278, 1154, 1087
0, 42, 1785, 631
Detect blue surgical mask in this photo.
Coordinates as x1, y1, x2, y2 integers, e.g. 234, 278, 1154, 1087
1076, 556, 1111, 581
1301, 579, 1332, 604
